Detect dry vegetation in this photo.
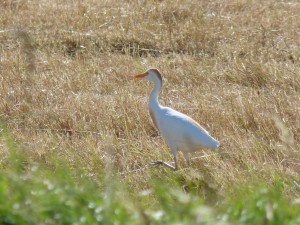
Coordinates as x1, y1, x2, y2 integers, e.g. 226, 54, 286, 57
0, 0, 299, 202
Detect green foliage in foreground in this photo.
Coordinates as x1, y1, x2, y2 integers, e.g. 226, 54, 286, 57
224, 179, 300, 225
0, 126, 299, 225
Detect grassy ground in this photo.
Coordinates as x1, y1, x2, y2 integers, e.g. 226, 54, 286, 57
0, 0, 299, 224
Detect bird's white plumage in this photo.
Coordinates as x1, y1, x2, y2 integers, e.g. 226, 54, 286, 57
155, 106, 219, 152
134, 68, 219, 170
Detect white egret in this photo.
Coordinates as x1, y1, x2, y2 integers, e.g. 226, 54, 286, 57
134, 69, 220, 170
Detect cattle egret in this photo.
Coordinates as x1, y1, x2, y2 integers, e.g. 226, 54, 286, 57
133, 69, 220, 170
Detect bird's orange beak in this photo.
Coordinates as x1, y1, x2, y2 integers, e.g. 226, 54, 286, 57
133, 72, 147, 79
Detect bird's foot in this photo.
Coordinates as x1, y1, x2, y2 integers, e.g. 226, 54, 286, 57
151, 160, 176, 171
151, 160, 164, 165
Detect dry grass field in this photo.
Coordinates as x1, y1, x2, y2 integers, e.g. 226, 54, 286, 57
0, 0, 299, 223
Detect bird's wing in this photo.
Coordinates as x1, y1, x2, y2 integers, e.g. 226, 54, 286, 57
161, 107, 209, 134
158, 107, 219, 149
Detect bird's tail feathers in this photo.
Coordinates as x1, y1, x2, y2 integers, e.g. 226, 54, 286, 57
208, 138, 220, 149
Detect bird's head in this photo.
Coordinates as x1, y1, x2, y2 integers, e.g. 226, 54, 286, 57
133, 68, 162, 83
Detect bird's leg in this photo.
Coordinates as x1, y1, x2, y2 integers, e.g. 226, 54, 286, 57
151, 147, 178, 171
186, 159, 191, 168
183, 152, 190, 168
151, 160, 176, 171
174, 155, 178, 170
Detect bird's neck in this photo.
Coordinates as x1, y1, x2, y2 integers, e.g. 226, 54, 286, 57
149, 79, 162, 110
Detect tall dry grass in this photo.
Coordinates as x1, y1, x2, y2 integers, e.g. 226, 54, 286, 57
0, 0, 299, 198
